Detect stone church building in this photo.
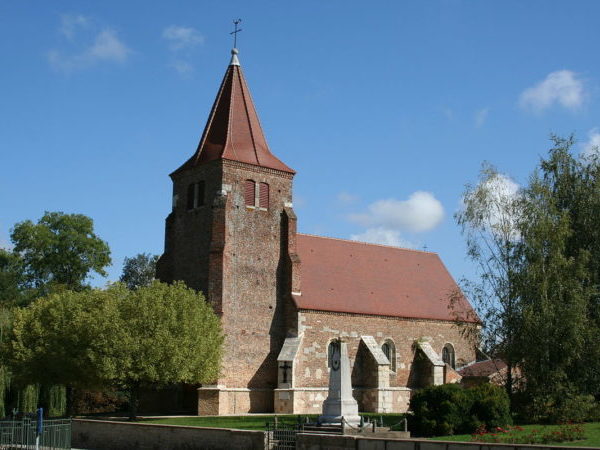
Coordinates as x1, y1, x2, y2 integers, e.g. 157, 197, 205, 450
155, 48, 479, 416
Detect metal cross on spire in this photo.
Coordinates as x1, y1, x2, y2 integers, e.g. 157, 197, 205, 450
230, 19, 242, 48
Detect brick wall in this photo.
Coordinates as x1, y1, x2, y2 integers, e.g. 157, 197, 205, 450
157, 159, 296, 414
295, 310, 477, 390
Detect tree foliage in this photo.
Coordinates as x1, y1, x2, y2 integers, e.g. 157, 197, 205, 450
515, 136, 600, 420
0, 250, 29, 307
10, 211, 111, 293
455, 163, 524, 395
119, 253, 159, 290
409, 383, 511, 436
457, 136, 600, 421
7, 281, 223, 419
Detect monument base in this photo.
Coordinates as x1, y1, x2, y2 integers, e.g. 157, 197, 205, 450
319, 398, 361, 426
318, 414, 361, 427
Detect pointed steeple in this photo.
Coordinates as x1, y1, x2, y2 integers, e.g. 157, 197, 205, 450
174, 49, 295, 175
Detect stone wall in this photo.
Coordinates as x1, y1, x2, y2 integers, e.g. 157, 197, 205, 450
296, 310, 477, 389
296, 434, 598, 450
72, 419, 265, 450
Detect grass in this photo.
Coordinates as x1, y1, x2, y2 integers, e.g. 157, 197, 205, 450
143, 413, 406, 431
430, 422, 600, 447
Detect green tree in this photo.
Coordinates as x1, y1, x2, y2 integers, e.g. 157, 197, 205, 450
7, 281, 222, 419
458, 136, 600, 421
7, 286, 126, 415
119, 253, 159, 290
455, 163, 524, 398
114, 281, 222, 419
515, 136, 600, 420
0, 249, 29, 307
10, 211, 111, 294
0, 307, 13, 417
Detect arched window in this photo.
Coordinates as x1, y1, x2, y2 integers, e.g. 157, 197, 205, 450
244, 180, 256, 207
442, 343, 455, 369
381, 339, 397, 372
259, 182, 269, 209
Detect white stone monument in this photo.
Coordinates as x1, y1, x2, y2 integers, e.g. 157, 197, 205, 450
319, 338, 361, 426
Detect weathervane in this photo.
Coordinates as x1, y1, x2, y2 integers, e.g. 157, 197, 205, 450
230, 19, 242, 48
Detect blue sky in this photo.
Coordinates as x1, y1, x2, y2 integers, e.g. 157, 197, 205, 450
2, 1, 599, 286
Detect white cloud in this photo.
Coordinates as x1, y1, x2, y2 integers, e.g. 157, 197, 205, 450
350, 227, 415, 248
337, 191, 359, 205
48, 28, 130, 72
581, 128, 600, 158
519, 70, 585, 113
163, 26, 204, 50
349, 191, 444, 233
88, 29, 130, 62
171, 60, 194, 76
475, 107, 489, 127
60, 14, 89, 39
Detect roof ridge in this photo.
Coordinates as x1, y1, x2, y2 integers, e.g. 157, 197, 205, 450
297, 233, 437, 255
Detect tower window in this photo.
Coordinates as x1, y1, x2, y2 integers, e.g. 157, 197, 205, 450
187, 183, 195, 210
381, 339, 397, 372
245, 180, 256, 207
195, 181, 205, 207
442, 343, 455, 369
186, 181, 205, 210
259, 182, 269, 209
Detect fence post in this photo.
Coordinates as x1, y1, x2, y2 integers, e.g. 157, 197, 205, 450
36, 408, 43, 450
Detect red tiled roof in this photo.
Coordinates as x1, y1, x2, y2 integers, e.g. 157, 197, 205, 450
173, 53, 294, 175
293, 234, 479, 322
458, 359, 507, 377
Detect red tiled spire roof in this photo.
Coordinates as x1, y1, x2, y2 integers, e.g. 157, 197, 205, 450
173, 49, 295, 175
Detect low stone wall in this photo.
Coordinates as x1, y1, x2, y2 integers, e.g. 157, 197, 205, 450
296, 434, 599, 450
72, 419, 265, 450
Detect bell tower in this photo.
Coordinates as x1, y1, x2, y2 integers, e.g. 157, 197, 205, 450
156, 48, 298, 414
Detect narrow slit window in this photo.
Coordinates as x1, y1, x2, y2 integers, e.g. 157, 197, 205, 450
195, 181, 205, 207
245, 180, 256, 207
186, 183, 195, 210
259, 182, 269, 209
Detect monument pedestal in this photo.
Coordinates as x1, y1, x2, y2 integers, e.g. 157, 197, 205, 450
319, 339, 361, 426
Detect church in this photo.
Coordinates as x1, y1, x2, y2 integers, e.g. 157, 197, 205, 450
155, 47, 480, 416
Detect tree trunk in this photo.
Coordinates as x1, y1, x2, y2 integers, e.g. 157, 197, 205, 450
128, 382, 141, 421
65, 385, 74, 417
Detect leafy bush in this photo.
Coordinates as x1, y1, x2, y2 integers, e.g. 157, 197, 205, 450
468, 383, 512, 430
515, 391, 598, 424
409, 383, 511, 436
